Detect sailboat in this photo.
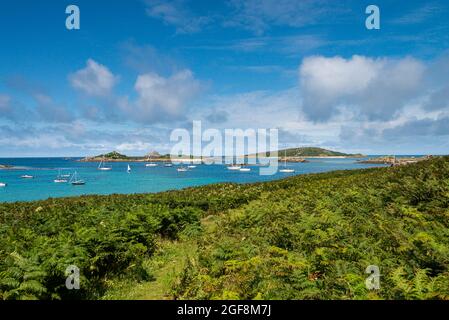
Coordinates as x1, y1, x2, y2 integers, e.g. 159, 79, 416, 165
146, 162, 158, 167
145, 153, 158, 167
227, 158, 241, 170
177, 165, 188, 172
54, 169, 68, 183
127, 164, 131, 173
279, 148, 295, 173
98, 157, 112, 171
70, 171, 85, 185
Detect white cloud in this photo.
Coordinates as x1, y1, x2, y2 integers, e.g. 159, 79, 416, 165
299, 55, 426, 122
126, 69, 202, 123
144, 0, 210, 34
226, 0, 347, 35
69, 59, 118, 96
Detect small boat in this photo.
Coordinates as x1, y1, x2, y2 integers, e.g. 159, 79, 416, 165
70, 171, 85, 185
54, 169, 68, 183
227, 165, 241, 170
164, 163, 173, 167
239, 168, 251, 172
279, 148, 295, 173
21, 175, 34, 179
98, 158, 112, 171
127, 164, 131, 173
187, 165, 197, 169
279, 168, 295, 173
177, 166, 188, 172
145, 163, 158, 167
145, 154, 158, 167
0, 182, 6, 187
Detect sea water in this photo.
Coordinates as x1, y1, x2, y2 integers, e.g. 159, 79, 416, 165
0, 157, 391, 203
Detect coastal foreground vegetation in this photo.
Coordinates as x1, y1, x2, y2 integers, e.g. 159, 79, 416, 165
1, 157, 449, 300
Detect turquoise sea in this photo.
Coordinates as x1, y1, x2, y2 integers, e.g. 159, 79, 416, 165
0, 157, 394, 203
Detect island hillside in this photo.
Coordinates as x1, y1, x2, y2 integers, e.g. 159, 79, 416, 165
80, 147, 365, 163
251, 147, 365, 158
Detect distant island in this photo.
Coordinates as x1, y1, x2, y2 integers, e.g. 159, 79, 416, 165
79, 147, 366, 163
79, 151, 172, 162
250, 147, 365, 161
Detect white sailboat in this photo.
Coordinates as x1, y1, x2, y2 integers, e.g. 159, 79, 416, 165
227, 158, 241, 170
70, 171, 85, 185
54, 169, 68, 183
146, 163, 158, 167
177, 165, 188, 172
279, 149, 295, 173
145, 154, 158, 167
98, 157, 112, 171
127, 164, 131, 173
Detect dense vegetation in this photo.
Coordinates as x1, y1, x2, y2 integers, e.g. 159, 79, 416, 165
1, 157, 449, 300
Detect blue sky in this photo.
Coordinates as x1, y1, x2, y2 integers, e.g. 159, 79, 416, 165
1, 0, 449, 156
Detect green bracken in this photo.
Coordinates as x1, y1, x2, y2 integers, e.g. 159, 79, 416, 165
1, 157, 449, 300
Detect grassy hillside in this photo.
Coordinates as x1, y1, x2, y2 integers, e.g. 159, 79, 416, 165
256, 147, 365, 157
1, 157, 449, 300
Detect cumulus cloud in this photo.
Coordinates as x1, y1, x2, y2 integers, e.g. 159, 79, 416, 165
123, 69, 202, 123
0, 95, 31, 124
69, 59, 118, 96
299, 55, 426, 122
382, 116, 449, 138
33, 93, 73, 123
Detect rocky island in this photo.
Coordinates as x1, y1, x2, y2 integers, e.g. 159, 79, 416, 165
79, 147, 366, 164
250, 147, 365, 162
78, 151, 172, 163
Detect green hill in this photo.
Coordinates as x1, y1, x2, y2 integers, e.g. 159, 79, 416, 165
282, 147, 364, 157
255, 147, 365, 157
1, 157, 449, 300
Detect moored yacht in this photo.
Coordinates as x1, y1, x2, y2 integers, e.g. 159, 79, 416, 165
279, 148, 295, 173
70, 171, 85, 185
54, 169, 68, 183
98, 158, 112, 171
